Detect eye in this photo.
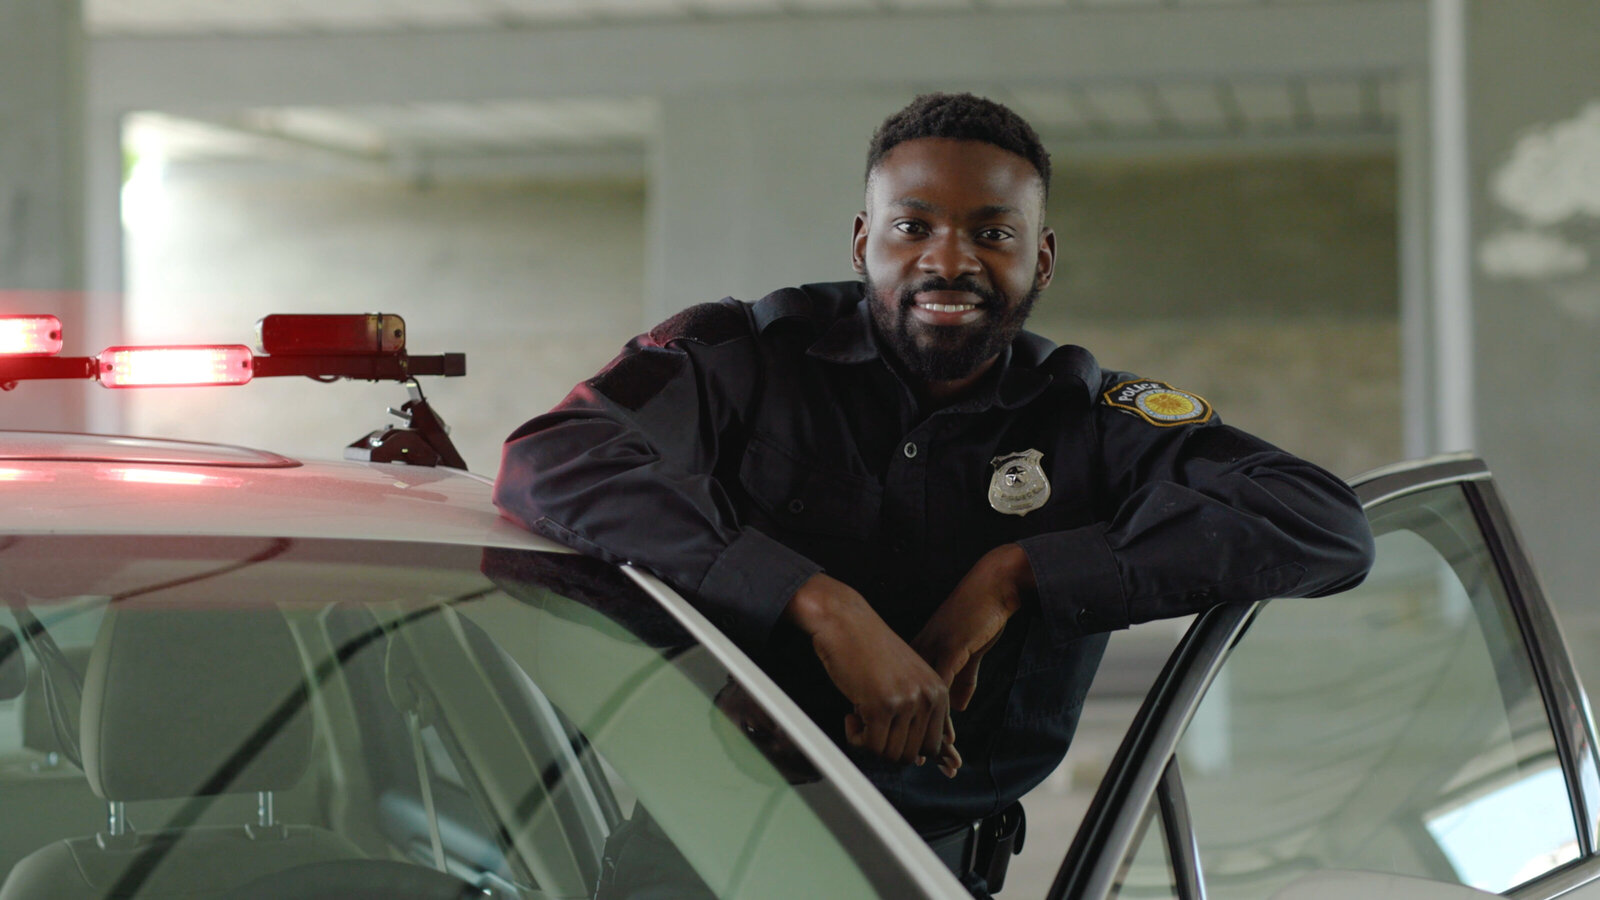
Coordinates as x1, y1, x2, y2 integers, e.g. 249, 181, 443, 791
893, 220, 928, 236
976, 228, 1013, 242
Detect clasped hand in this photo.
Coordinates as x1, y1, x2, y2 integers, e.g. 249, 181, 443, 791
784, 544, 1034, 778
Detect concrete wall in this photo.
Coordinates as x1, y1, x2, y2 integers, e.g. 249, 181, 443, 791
1036, 152, 1401, 478
1468, 1, 1600, 667
121, 147, 1398, 480
0, 0, 88, 430
647, 90, 917, 320
123, 170, 646, 474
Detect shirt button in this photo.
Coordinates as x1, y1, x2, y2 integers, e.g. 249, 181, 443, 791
1076, 608, 1100, 632
787, 498, 806, 514
903, 442, 918, 459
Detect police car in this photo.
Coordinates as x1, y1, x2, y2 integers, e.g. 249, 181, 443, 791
0, 314, 1596, 900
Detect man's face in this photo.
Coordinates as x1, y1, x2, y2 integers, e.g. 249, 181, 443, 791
852, 138, 1056, 384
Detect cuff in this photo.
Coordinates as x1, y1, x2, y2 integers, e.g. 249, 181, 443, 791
1017, 524, 1130, 645
697, 528, 822, 649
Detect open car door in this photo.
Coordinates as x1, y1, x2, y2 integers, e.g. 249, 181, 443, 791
1052, 455, 1600, 900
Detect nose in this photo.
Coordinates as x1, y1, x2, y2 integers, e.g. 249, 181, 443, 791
918, 229, 981, 281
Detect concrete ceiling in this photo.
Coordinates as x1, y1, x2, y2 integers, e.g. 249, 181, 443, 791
93, 0, 1420, 176
87, 0, 1356, 35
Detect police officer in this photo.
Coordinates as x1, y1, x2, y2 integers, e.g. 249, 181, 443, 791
495, 93, 1375, 895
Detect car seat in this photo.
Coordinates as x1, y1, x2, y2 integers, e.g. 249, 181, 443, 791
0, 602, 362, 899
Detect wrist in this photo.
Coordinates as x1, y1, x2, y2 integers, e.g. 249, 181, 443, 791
784, 572, 860, 636
988, 544, 1035, 611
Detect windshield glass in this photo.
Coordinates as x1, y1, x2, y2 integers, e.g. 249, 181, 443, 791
0, 535, 905, 899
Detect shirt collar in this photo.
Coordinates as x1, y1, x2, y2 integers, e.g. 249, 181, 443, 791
804, 293, 880, 364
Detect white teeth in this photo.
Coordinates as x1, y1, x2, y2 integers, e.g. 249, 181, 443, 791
919, 303, 976, 313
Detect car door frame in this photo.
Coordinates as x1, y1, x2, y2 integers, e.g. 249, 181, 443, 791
1049, 454, 1600, 900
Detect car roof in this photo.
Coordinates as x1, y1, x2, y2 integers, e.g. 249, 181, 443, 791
0, 430, 559, 550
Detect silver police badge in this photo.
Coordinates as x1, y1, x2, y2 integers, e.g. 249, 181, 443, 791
988, 449, 1051, 516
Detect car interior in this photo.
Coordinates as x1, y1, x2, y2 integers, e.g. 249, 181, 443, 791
0, 536, 893, 900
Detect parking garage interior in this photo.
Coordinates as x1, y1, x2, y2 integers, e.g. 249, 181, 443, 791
3, 1, 1598, 895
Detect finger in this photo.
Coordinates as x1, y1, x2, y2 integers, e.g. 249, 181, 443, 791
939, 743, 961, 778
917, 693, 948, 761
844, 713, 865, 747
939, 745, 962, 778
885, 707, 921, 765
938, 727, 963, 778
863, 706, 893, 758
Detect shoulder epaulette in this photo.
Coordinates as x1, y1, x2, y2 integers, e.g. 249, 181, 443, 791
751, 287, 816, 333
646, 299, 753, 348
1039, 344, 1100, 405
752, 282, 868, 336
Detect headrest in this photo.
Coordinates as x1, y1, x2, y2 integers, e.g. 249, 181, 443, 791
79, 603, 314, 802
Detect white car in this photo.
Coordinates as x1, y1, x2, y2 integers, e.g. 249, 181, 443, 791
0, 314, 1593, 899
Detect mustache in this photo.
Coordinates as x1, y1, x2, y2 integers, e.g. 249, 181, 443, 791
896, 276, 1001, 308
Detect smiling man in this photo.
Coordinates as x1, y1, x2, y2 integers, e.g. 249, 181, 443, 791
496, 93, 1374, 896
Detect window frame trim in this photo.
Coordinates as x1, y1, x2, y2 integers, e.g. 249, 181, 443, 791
1158, 760, 1207, 900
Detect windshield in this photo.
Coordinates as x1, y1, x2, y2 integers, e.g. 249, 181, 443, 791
0, 535, 905, 899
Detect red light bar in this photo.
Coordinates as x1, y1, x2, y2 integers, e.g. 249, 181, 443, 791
0, 316, 64, 357
96, 345, 254, 388
256, 314, 405, 355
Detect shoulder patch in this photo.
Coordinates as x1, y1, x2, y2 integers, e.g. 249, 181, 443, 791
1102, 379, 1214, 427
647, 300, 750, 348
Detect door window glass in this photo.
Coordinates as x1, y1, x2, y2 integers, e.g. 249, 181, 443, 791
1172, 484, 1578, 898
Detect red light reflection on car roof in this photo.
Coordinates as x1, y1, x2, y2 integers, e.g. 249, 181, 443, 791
97, 467, 245, 488
0, 467, 56, 483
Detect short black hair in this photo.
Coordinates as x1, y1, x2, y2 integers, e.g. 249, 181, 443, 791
865, 93, 1051, 199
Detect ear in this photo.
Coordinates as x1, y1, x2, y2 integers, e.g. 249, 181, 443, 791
1034, 226, 1057, 289
850, 211, 869, 275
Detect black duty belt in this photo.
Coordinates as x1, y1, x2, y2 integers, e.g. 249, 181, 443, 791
922, 802, 1027, 895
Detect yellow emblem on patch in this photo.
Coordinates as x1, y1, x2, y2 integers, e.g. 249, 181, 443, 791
1104, 379, 1213, 427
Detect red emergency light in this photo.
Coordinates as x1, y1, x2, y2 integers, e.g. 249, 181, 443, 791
0, 316, 64, 357
1, 311, 467, 469
96, 345, 255, 388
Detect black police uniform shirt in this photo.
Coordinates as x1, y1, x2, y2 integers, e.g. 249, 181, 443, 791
494, 280, 1375, 832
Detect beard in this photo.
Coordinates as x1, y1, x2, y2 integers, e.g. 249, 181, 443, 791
865, 272, 1040, 383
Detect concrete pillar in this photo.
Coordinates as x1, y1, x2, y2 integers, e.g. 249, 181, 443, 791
1429, 0, 1475, 453
1466, 2, 1600, 645
0, 0, 90, 429
645, 90, 917, 323
1396, 76, 1436, 458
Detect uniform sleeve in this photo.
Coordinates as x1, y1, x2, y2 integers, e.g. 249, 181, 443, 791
492, 304, 822, 648
1015, 401, 1375, 647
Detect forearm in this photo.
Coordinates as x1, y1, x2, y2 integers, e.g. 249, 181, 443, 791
496, 413, 821, 647
1020, 438, 1373, 645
